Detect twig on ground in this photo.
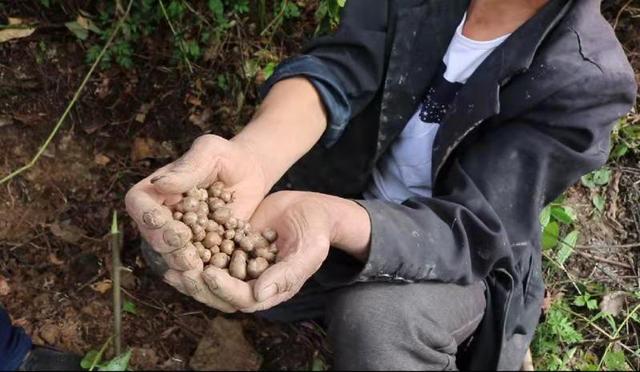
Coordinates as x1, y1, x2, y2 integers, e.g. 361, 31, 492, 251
159, 0, 194, 74
574, 250, 633, 270
613, 0, 633, 30
0, 0, 134, 185
111, 211, 122, 356
576, 242, 640, 250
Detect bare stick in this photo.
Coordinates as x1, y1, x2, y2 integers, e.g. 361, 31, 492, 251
0, 0, 134, 185
575, 242, 640, 250
574, 250, 634, 270
111, 211, 122, 356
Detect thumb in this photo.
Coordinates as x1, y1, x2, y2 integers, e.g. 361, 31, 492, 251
253, 256, 311, 302
151, 146, 217, 195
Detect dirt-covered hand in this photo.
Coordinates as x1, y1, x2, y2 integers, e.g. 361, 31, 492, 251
125, 134, 269, 307
189, 191, 332, 312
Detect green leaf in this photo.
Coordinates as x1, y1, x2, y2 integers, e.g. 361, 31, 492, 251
573, 295, 586, 307
65, 21, 88, 40
98, 350, 132, 371
208, 0, 224, 22
262, 62, 277, 80
81, 350, 101, 370
337, 0, 347, 6
611, 143, 629, 159
592, 168, 611, 186
311, 355, 327, 371
603, 351, 627, 371
587, 299, 598, 311
123, 300, 137, 315
40, 0, 51, 8
592, 194, 605, 213
542, 221, 559, 250
556, 230, 578, 265
539, 205, 551, 228
551, 206, 577, 225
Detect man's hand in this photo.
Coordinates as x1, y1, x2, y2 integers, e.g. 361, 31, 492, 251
170, 190, 371, 313
125, 134, 270, 311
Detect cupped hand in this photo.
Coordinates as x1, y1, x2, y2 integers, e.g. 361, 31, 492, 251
125, 134, 270, 311
166, 191, 334, 313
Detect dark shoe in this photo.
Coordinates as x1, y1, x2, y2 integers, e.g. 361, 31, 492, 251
140, 239, 169, 277
18, 345, 82, 371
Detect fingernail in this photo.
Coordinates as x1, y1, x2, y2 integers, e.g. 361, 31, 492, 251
257, 283, 278, 302
150, 175, 165, 184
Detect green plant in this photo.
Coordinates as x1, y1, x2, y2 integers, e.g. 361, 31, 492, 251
581, 167, 611, 213
532, 299, 583, 370
80, 337, 132, 371
610, 116, 640, 160
540, 199, 579, 264
315, 0, 346, 34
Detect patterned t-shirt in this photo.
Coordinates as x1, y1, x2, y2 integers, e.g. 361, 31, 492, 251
366, 14, 510, 203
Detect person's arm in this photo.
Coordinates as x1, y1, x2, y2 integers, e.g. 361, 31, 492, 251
195, 67, 636, 312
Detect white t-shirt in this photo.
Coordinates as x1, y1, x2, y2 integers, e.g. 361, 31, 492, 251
365, 14, 510, 203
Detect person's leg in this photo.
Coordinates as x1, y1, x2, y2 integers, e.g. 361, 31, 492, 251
326, 281, 486, 371
0, 306, 32, 370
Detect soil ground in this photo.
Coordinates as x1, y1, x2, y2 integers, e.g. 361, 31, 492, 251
0, 0, 638, 370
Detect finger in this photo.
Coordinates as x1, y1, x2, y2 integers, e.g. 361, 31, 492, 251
162, 243, 203, 271
202, 266, 257, 310
151, 139, 220, 195
126, 187, 192, 254
242, 291, 296, 313
180, 269, 237, 313
253, 257, 308, 303
164, 270, 189, 295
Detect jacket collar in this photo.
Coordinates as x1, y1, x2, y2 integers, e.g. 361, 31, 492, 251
432, 0, 574, 180
374, 0, 469, 164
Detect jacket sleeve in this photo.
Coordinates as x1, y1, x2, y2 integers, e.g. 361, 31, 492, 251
260, 0, 389, 146
315, 70, 637, 286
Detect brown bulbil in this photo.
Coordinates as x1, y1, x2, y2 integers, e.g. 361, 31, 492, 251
201, 249, 212, 263
192, 225, 206, 242
229, 250, 247, 280
203, 232, 222, 248
225, 217, 238, 230
197, 202, 209, 216
254, 247, 276, 263
182, 211, 198, 226
239, 236, 254, 252
208, 197, 225, 210
212, 207, 231, 224
197, 214, 208, 226
211, 253, 230, 269
262, 228, 277, 243
224, 229, 235, 240
182, 196, 200, 213
220, 239, 235, 255
204, 220, 218, 232
247, 257, 269, 279
220, 190, 232, 203
167, 183, 279, 281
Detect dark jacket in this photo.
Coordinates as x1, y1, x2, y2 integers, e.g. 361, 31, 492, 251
263, 0, 637, 369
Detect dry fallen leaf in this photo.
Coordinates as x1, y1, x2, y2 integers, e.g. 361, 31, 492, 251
0, 19, 36, 43
50, 222, 87, 244
90, 279, 113, 294
94, 153, 111, 166
131, 137, 174, 162
48, 253, 65, 266
188, 107, 213, 131
600, 291, 627, 317
0, 276, 10, 296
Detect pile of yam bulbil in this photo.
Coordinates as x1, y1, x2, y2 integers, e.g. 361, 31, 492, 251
170, 181, 278, 281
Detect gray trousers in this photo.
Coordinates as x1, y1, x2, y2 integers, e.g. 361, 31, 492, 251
260, 279, 486, 370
